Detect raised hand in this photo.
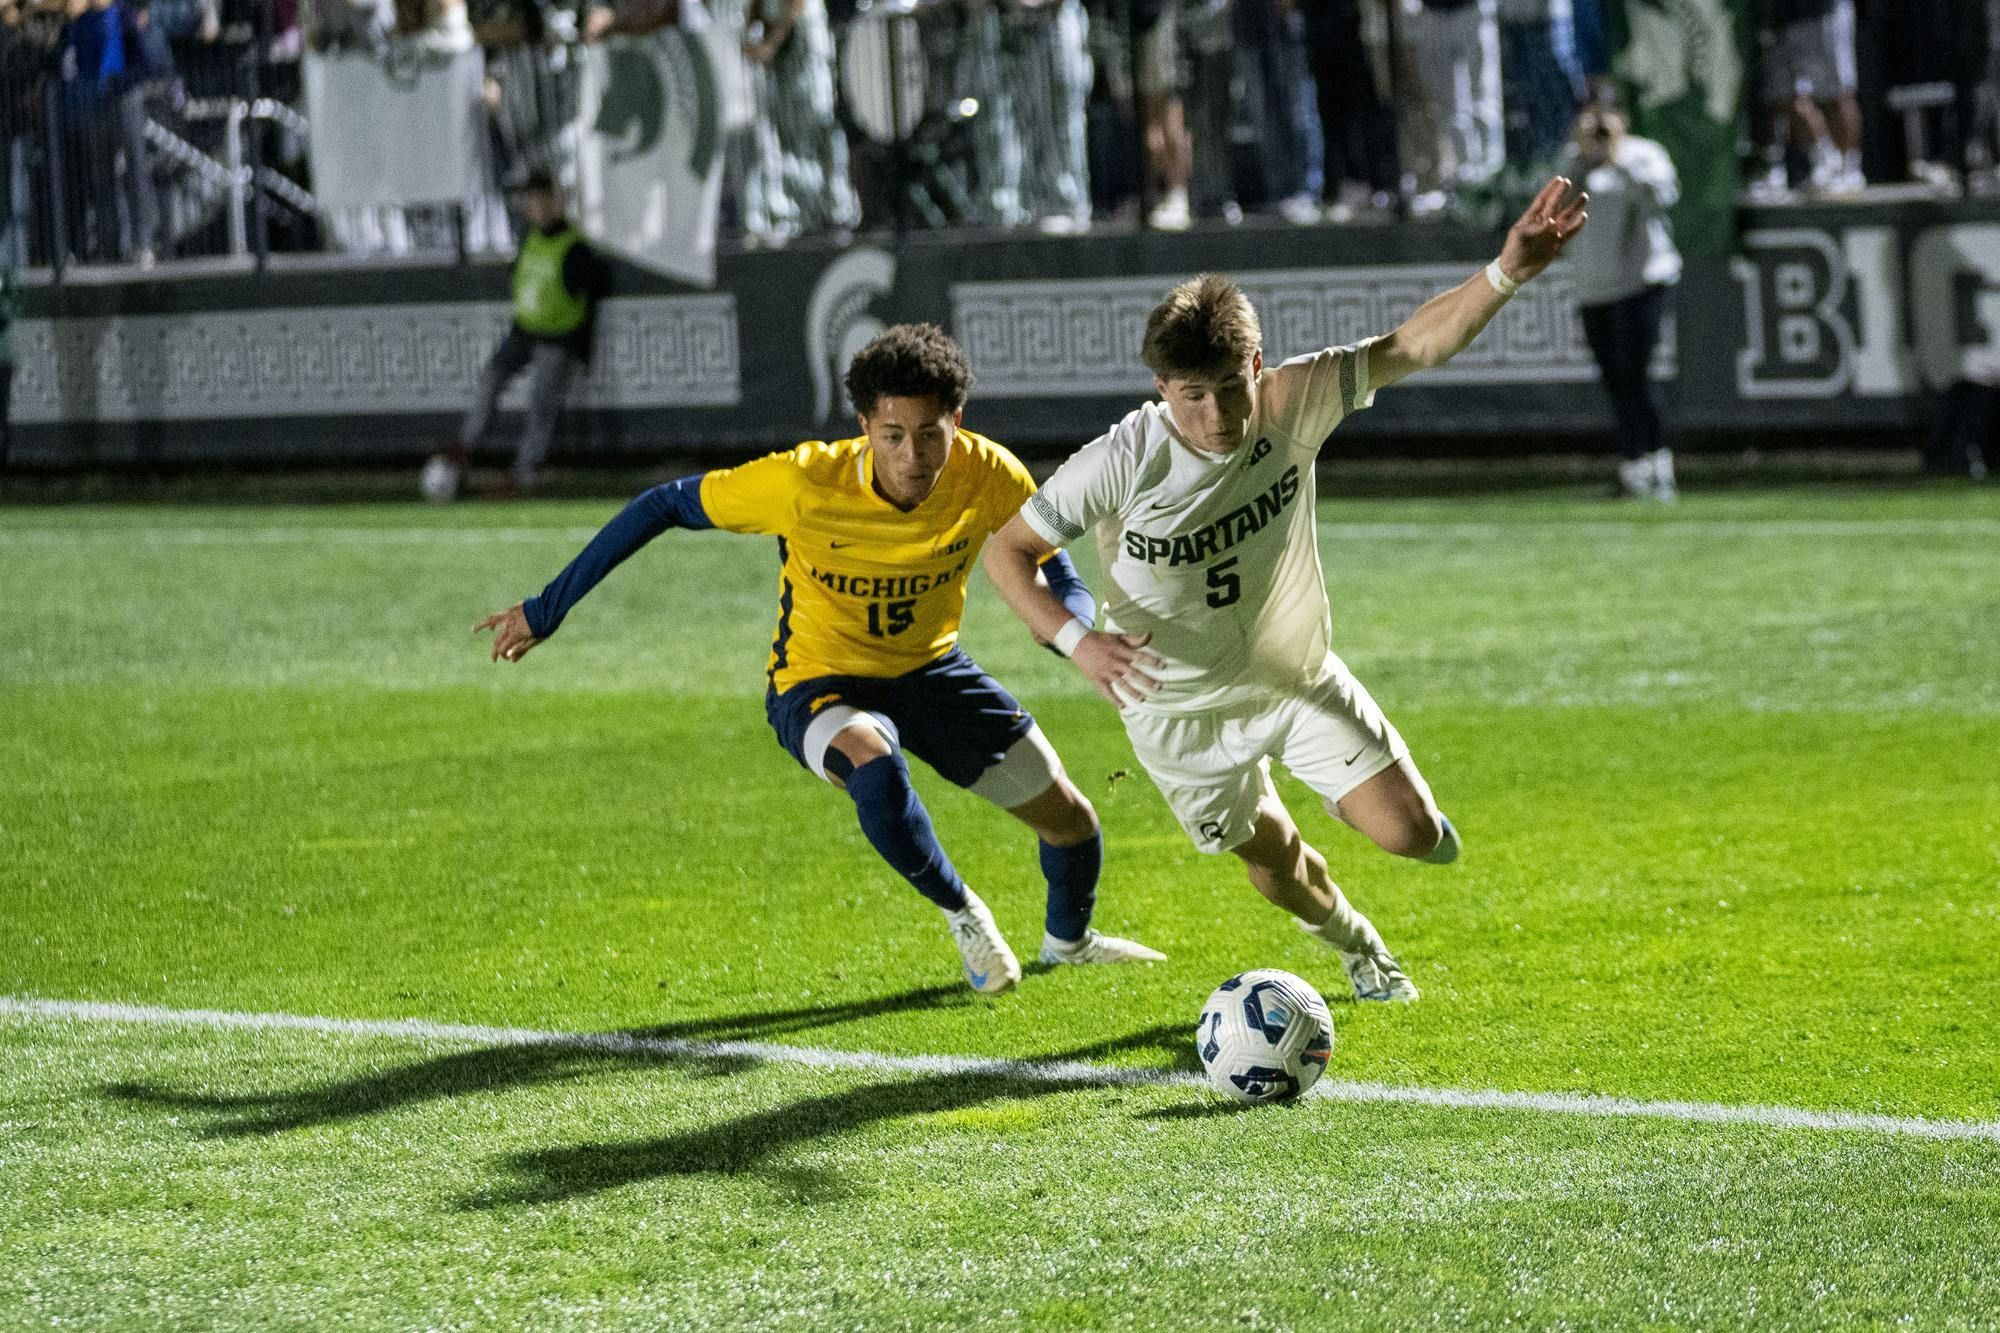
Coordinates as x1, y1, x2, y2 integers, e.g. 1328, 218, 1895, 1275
475, 604, 542, 663
1071, 631, 1165, 710
1496, 176, 1589, 286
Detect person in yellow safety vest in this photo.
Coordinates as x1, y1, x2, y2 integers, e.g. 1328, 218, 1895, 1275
454, 170, 614, 496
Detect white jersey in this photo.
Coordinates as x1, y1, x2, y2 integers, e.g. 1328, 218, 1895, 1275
1020, 341, 1376, 714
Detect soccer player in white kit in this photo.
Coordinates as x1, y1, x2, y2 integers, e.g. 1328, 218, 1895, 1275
984, 177, 1589, 1002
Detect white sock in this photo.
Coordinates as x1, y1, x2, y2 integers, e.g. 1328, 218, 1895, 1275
1298, 887, 1386, 956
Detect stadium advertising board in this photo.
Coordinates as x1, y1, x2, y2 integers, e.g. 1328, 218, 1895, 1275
11, 199, 1996, 464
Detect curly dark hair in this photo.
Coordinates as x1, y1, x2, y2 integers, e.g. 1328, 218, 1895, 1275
844, 323, 974, 418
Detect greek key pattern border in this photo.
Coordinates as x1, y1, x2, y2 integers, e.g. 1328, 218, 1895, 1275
11, 296, 741, 424
952, 266, 1674, 396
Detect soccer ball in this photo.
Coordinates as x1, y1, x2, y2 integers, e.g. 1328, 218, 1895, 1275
419, 452, 463, 504
1195, 969, 1334, 1104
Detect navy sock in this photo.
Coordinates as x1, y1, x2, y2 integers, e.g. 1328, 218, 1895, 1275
844, 753, 970, 912
1040, 831, 1101, 942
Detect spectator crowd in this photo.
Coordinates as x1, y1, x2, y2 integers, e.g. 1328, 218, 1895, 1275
3, 0, 1999, 270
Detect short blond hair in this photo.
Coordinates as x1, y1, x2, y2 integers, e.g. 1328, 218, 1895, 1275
1140, 274, 1262, 380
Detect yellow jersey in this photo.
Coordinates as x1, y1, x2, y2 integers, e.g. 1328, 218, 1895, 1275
699, 430, 1038, 692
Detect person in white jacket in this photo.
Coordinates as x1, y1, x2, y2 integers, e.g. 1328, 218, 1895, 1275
1559, 103, 1681, 501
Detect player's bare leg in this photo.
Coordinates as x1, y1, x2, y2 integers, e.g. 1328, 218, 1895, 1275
1007, 776, 1165, 966
1327, 759, 1460, 864
825, 722, 1021, 994
1005, 774, 1097, 846
1231, 794, 1417, 1002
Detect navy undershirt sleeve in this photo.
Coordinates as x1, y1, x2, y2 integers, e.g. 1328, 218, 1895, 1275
1039, 549, 1096, 633
521, 476, 712, 639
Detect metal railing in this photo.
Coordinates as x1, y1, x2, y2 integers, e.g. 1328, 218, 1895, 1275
7, 0, 1997, 283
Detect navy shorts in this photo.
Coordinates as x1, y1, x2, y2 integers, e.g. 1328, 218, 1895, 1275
765, 647, 1037, 789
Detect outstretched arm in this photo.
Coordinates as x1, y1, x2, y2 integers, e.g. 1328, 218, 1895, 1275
476, 476, 712, 662
984, 515, 1162, 708
1369, 176, 1588, 391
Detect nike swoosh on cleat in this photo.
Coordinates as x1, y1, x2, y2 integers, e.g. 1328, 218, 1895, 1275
967, 970, 988, 988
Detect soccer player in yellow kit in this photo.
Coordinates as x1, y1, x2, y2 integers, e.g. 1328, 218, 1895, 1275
477, 324, 1162, 993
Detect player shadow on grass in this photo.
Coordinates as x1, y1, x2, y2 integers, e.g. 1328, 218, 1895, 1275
102, 981, 984, 1137
462, 1023, 1199, 1209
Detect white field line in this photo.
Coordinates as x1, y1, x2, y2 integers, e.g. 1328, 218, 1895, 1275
0, 518, 1998, 548
5, 995, 1998, 1145
0, 526, 604, 547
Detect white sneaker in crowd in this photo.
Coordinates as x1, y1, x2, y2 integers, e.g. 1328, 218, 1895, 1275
1277, 193, 1321, 226
1147, 190, 1191, 232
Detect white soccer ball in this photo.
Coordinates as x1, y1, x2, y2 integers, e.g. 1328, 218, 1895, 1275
419, 453, 462, 505
1196, 969, 1334, 1104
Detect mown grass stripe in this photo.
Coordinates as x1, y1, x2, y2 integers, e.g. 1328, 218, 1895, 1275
6, 995, 1997, 1144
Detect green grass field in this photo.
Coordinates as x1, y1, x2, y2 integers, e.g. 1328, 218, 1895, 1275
4, 483, 1999, 1328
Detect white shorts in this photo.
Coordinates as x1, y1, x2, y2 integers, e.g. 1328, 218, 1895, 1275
1122, 655, 1408, 855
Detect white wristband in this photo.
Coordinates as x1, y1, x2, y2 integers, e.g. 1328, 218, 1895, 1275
1051, 619, 1090, 657
1484, 259, 1520, 298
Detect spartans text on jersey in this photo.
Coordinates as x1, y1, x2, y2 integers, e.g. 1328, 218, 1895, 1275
1121, 464, 1301, 567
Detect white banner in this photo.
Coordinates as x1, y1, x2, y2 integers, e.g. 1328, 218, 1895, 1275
303, 48, 486, 211
575, 22, 737, 288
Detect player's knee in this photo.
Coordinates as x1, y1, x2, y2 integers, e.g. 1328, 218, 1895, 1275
1045, 782, 1100, 846
1011, 776, 1098, 847
821, 722, 895, 786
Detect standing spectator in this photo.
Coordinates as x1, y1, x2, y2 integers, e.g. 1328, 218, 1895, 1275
1177, 0, 1236, 224
1301, 0, 1399, 219
1408, 0, 1502, 204
2, 0, 49, 266
1559, 104, 1681, 501
745, 0, 860, 236
1497, 0, 1582, 178
57, 0, 131, 263
1133, 0, 1191, 229
1235, 0, 1316, 222
453, 172, 612, 496
1080, 0, 1141, 219
0, 243, 17, 468
1567, 0, 1607, 101
118, 0, 173, 266
1006, 0, 1093, 233
1975, 0, 2000, 191
955, 0, 1025, 227
1752, 0, 1863, 197
703, 0, 795, 245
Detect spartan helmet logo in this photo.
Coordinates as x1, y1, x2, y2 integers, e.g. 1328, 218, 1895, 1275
592, 35, 723, 176
807, 247, 898, 424
594, 46, 666, 161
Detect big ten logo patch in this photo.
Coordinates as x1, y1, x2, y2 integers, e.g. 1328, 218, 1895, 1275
1731, 223, 2000, 400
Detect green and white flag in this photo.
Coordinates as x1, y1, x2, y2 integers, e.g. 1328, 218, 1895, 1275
1606, 0, 1751, 257
575, 17, 742, 288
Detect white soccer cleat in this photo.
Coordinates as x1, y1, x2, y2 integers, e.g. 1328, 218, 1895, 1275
1340, 949, 1420, 1004
944, 891, 1020, 994
1038, 929, 1167, 966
